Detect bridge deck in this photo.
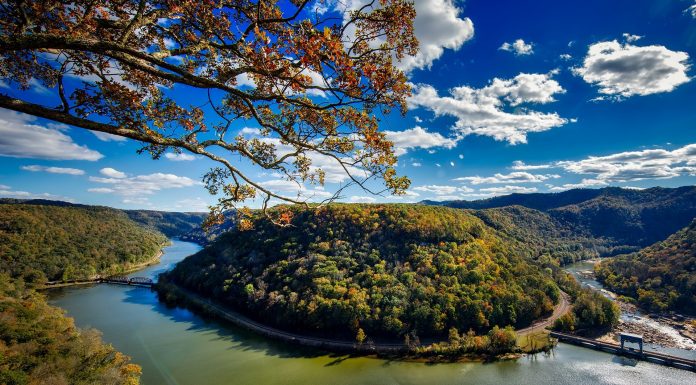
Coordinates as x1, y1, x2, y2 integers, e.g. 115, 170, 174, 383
550, 331, 696, 372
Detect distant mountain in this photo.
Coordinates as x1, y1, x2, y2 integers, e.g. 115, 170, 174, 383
0, 202, 167, 282
595, 219, 696, 315
424, 186, 696, 255
0, 198, 208, 240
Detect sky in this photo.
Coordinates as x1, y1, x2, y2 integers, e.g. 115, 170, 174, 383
1, 0, 696, 212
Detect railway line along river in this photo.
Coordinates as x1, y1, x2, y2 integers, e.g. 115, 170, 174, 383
48, 240, 694, 385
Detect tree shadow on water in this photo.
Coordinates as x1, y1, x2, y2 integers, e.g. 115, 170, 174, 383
121, 287, 330, 360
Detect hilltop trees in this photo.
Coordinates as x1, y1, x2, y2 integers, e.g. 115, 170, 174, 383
160, 204, 560, 341
0, 1, 418, 224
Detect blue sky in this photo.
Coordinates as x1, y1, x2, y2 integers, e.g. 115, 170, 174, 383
1, 0, 696, 211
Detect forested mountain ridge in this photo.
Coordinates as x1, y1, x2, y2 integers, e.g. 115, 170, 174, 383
425, 186, 696, 257
0, 203, 168, 283
595, 219, 696, 315
160, 204, 561, 341
0, 198, 207, 239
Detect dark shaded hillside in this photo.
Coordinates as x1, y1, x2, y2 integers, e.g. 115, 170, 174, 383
161, 204, 560, 341
124, 210, 207, 238
0, 203, 167, 283
595, 220, 696, 315
426, 186, 696, 255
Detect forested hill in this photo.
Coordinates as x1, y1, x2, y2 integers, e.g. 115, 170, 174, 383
595, 219, 696, 315
0, 198, 207, 239
161, 204, 561, 341
0, 203, 168, 283
424, 186, 696, 254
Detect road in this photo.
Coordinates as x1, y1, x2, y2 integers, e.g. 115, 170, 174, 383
517, 290, 571, 336
171, 284, 571, 351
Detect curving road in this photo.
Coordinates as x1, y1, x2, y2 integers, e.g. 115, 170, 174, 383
170, 284, 571, 352
517, 290, 571, 336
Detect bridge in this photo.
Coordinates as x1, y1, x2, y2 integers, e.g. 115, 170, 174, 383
550, 331, 696, 372
99, 276, 154, 287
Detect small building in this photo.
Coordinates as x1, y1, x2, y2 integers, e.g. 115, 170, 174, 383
619, 332, 643, 354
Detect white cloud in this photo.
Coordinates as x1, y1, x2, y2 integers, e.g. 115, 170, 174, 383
384, 126, 459, 156
164, 152, 196, 161
478, 185, 538, 195
348, 195, 377, 203
20, 165, 85, 175
411, 162, 422, 167
172, 197, 211, 212
573, 40, 690, 98
398, 0, 474, 71
510, 160, 552, 170
559, 54, 572, 61
332, 0, 473, 72
413, 184, 473, 196
622, 33, 643, 42
453, 172, 560, 185
91, 131, 127, 142
0, 185, 74, 202
555, 144, 696, 182
88, 187, 115, 193
0, 110, 103, 161
239, 127, 262, 136
100, 168, 127, 178
90, 171, 199, 196
547, 179, 608, 192
409, 72, 568, 144
259, 179, 333, 201
688, 3, 696, 18
499, 39, 534, 56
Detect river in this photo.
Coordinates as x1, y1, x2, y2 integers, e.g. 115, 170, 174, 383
48, 240, 694, 385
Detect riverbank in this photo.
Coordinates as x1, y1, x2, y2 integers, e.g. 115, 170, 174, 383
565, 260, 696, 353
41, 242, 168, 289
156, 281, 562, 360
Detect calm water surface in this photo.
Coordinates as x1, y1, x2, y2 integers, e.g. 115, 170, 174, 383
48, 241, 694, 385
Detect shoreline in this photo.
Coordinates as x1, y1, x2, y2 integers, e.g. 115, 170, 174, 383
40, 241, 169, 290
156, 281, 557, 361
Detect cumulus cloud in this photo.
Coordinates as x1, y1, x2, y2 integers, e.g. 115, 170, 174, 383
91, 131, 127, 142
164, 152, 196, 161
0, 110, 103, 161
559, 54, 572, 61
478, 185, 538, 195
383, 126, 459, 156
453, 171, 560, 185
499, 39, 534, 56
331, 0, 473, 72
413, 184, 473, 196
398, 0, 474, 71
409, 72, 568, 144
573, 40, 690, 98
0, 185, 74, 202
90, 169, 198, 196
622, 33, 643, 42
348, 195, 377, 203
99, 168, 127, 178
20, 165, 85, 175
258, 179, 333, 201
547, 179, 608, 192
555, 144, 696, 182
510, 160, 553, 170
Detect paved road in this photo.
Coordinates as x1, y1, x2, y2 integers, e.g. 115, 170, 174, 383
173, 284, 571, 351
517, 291, 571, 336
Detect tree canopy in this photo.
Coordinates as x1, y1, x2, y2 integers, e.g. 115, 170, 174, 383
0, 0, 418, 225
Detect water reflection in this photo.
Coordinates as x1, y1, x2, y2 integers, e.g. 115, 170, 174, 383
48, 241, 694, 385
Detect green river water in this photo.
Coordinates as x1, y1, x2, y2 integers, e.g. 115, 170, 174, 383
48, 240, 694, 385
